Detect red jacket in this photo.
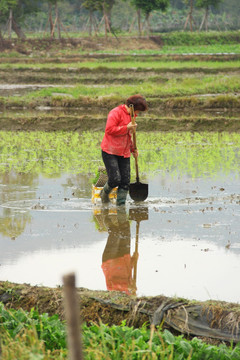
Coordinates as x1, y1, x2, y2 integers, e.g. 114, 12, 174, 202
101, 105, 134, 158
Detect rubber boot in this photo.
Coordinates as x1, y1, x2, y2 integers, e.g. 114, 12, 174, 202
117, 207, 128, 224
100, 183, 113, 204
116, 188, 128, 206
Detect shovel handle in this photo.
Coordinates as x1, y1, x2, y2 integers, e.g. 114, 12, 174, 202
129, 104, 137, 149
129, 104, 139, 182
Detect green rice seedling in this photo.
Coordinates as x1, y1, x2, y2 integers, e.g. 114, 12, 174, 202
0, 60, 239, 71
0, 131, 240, 179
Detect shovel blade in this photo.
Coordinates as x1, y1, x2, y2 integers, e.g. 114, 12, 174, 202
129, 182, 148, 202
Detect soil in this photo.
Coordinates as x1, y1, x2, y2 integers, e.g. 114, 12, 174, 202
0, 36, 162, 54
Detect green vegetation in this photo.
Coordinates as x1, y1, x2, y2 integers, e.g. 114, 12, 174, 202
1, 43, 240, 56
1, 304, 240, 360
28, 75, 240, 97
89, 44, 240, 54
159, 31, 240, 46
1, 60, 240, 69
0, 131, 240, 179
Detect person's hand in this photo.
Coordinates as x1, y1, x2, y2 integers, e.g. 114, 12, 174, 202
132, 149, 138, 158
127, 122, 137, 134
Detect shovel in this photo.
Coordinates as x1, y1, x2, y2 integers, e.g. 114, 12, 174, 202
129, 104, 148, 202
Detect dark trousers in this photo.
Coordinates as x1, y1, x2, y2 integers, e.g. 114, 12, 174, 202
102, 151, 130, 191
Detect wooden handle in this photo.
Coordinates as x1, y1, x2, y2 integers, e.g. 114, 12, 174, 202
129, 104, 137, 148
129, 104, 139, 182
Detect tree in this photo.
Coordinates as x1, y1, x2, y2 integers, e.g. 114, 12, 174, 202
0, 0, 17, 38
82, 0, 116, 39
131, 0, 169, 36
0, 0, 39, 39
97, 0, 115, 38
82, 0, 100, 36
183, 0, 195, 31
0, 0, 16, 15
45, 0, 68, 39
196, 0, 222, 30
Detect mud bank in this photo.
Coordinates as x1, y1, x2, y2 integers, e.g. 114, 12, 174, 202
1, 68, 239, 86
1, 94, 240, 132
1, 93, 240, 111
0, 281, 239, 344
1, 111, 240, 132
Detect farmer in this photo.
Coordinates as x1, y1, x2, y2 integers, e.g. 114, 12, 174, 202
100, 94, 148, 206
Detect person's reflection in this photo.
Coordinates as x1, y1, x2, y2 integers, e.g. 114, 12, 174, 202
101, 208, 138, 296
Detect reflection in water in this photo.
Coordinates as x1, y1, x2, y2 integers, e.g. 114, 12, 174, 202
0, 172, 38, 238
94, 207, 148, 296
100, 208, 137, 295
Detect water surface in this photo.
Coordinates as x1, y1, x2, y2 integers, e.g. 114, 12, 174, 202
0, 169, 239, 303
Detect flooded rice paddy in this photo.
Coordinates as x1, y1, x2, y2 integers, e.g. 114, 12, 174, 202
0, 130, 239, 303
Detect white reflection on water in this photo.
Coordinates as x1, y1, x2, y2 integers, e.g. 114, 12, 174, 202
0, 236, 239, 303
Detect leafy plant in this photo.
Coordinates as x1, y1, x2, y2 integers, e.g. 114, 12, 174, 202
1, 304, 240, 359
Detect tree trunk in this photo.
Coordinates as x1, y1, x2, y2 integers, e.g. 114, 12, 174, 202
12, 17, 26, 39
146, 13, 150, 37
103, 3, 108, 38
89, 10, 93, 36
189, 0, 193, 31
93, 15, 99, 35
49, 3, 54, 36
8, 9, 13, 39
184, 0, 194, 32
0, 30, 4, 47
199, 6, 209, 31
129, 13, 136, 33
51, 16, 58, 39
199, 13, 205, 31
55, 3, 61, 39
106, 8, 112, 31
137, 9, 142, 37
205, 6, 209, 31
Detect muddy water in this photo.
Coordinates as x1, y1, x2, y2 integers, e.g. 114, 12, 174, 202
0, 168, 239, 303
0, 84, 74, 97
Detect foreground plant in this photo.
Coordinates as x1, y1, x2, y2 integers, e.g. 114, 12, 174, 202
0, 304, 240, 360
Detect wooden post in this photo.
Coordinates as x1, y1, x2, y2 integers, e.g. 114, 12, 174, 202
63, 273, 84, 360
